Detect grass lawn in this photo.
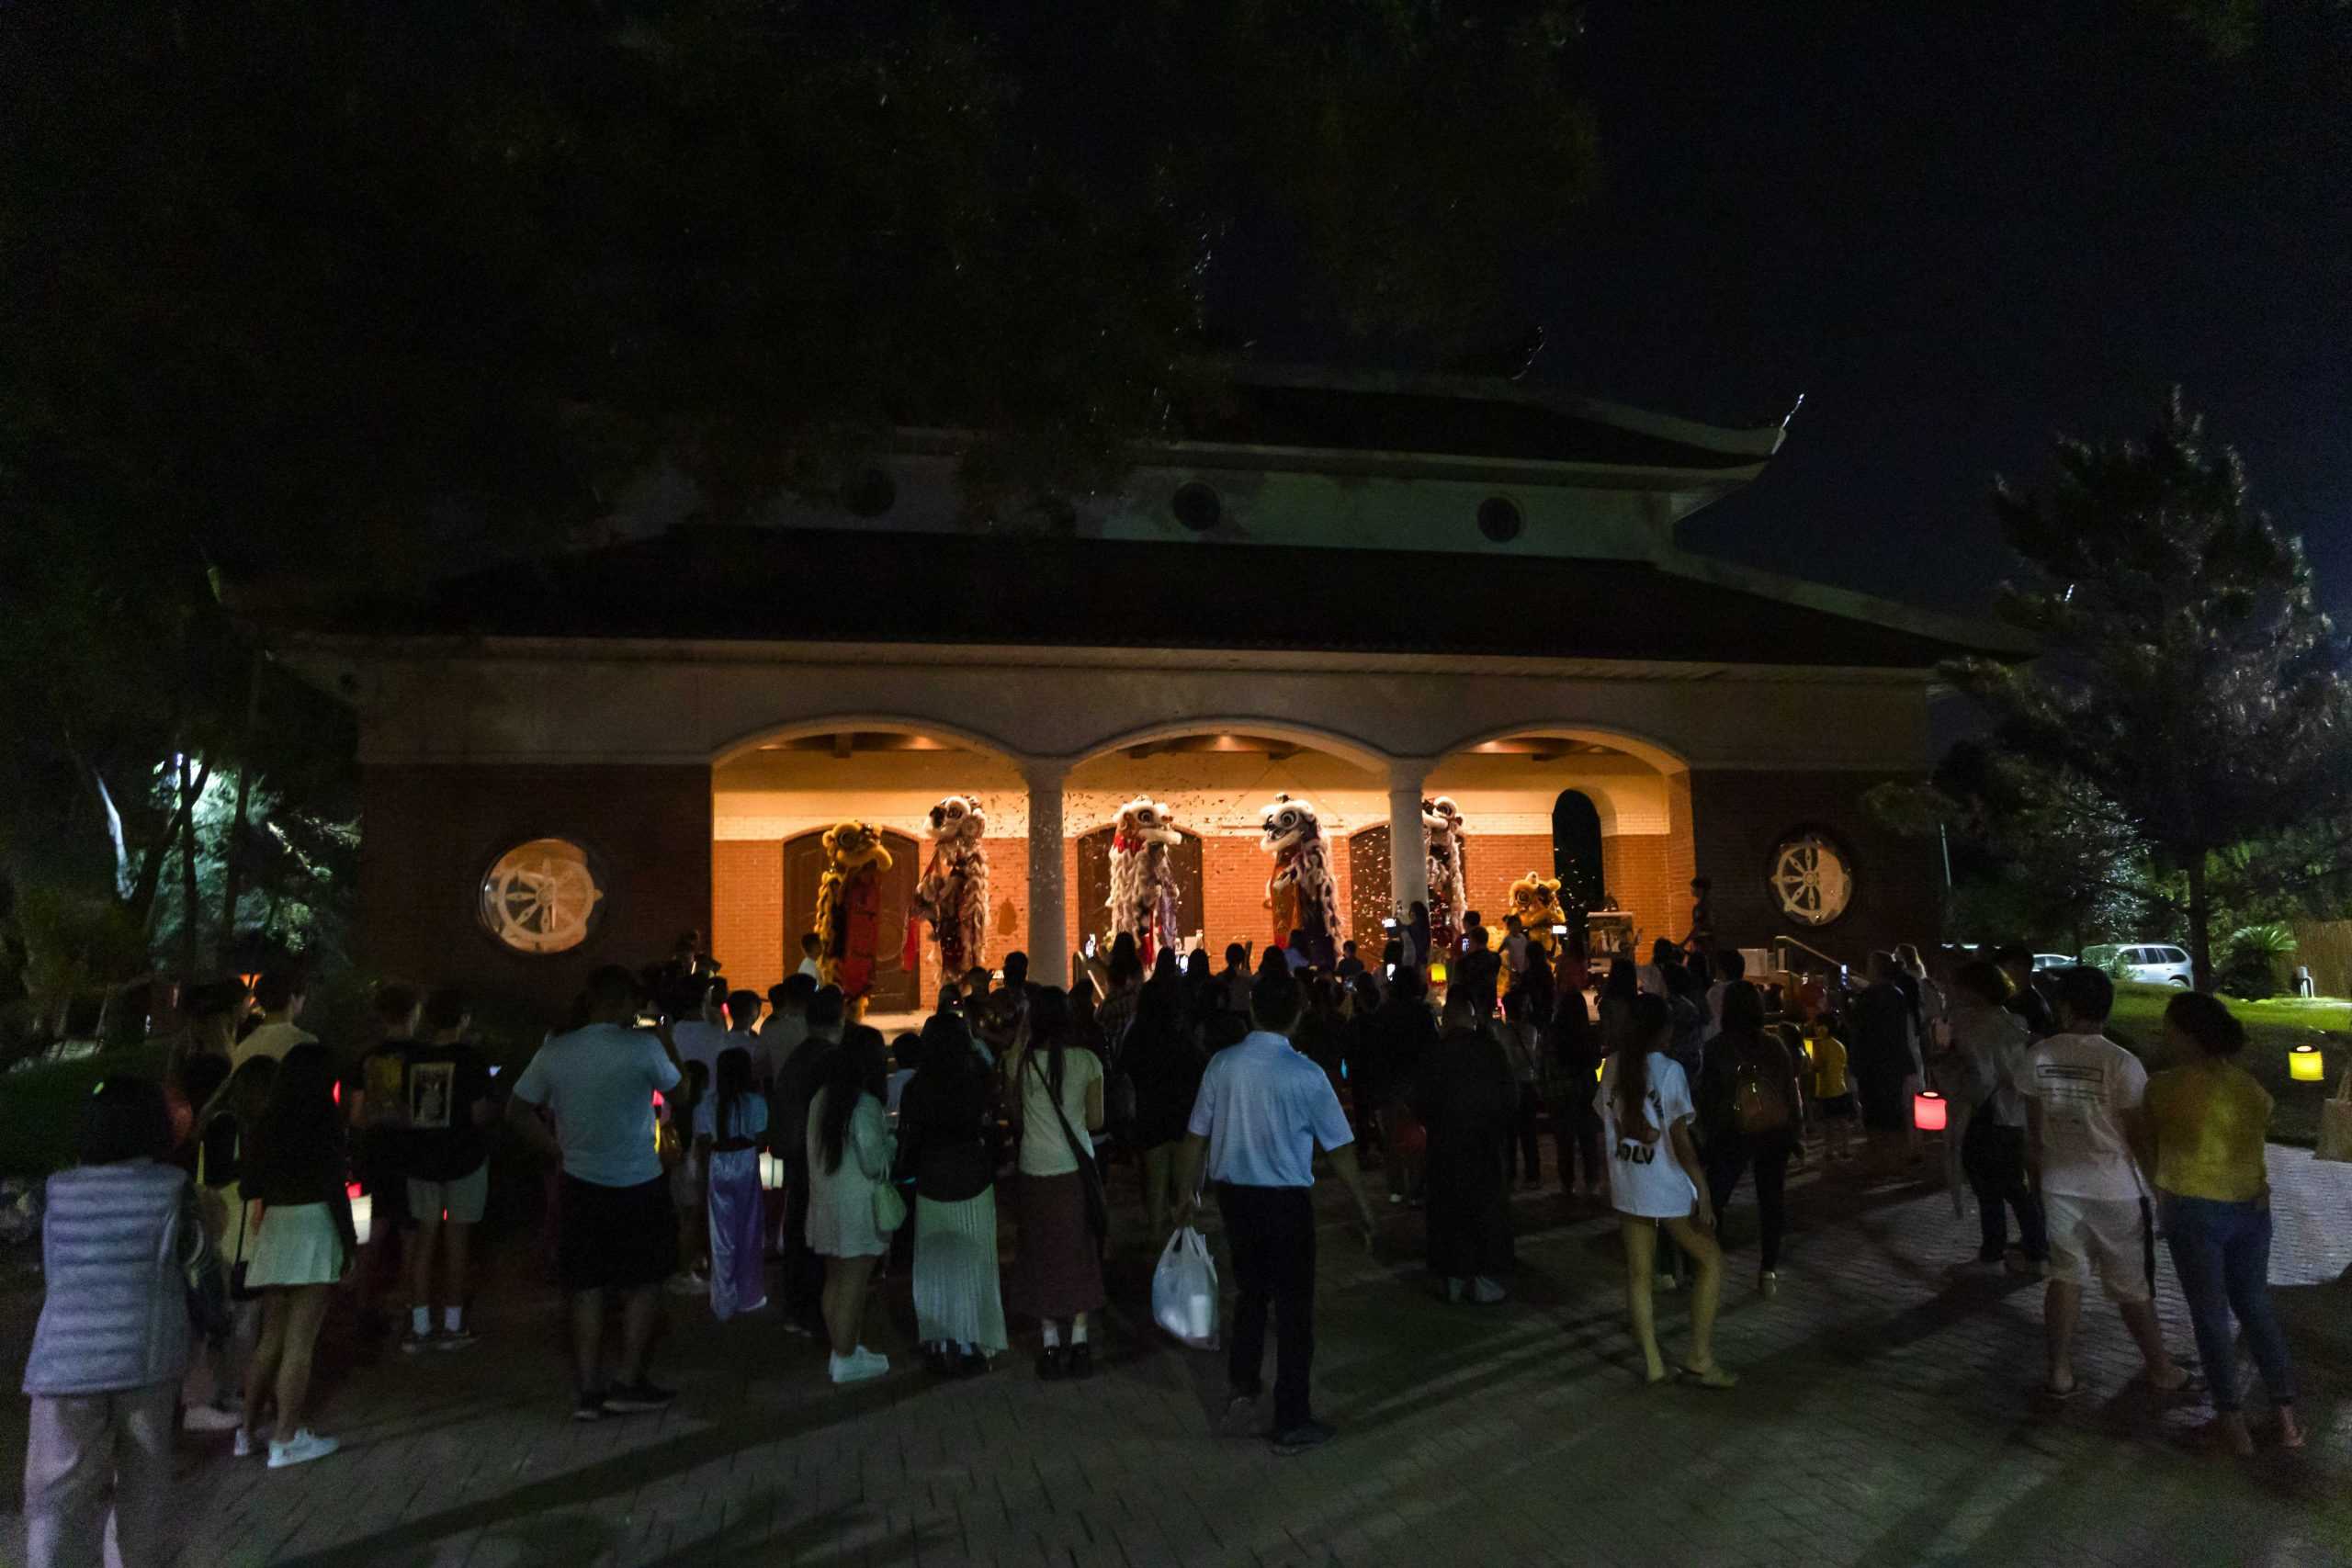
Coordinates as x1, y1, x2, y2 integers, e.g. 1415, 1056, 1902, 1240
2107, 982, 2347, 1146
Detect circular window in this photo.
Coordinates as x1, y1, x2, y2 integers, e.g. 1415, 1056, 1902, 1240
1765, 829, 1855, 929
1476, 496, 1523, 542
1171, 481, 1222, 532
843, 468, 897, 518
478, 838, 608, 954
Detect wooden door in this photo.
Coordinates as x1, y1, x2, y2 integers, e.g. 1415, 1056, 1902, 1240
1075, 824, 1204, 957
782, 827, 922, 1013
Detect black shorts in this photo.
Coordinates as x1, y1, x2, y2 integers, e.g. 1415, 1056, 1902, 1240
558, 1174, 679, 1293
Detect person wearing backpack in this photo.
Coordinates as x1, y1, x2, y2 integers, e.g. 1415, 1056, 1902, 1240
1698, 983, 1803, 1300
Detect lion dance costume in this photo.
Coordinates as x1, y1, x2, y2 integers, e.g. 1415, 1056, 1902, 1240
1423, 795, 1467, 955
813, 821, 893, 1020
1107, 795, 1183, 966
1508, 870, 1569, 979
1261, 794, 1340, 969
910, 794, 989, 981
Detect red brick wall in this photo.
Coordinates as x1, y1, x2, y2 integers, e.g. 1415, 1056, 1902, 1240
1687, 770, 1939, 964
711, 840, 785, 992
359, 763, 712, 1019
1602, 835, 1674, 952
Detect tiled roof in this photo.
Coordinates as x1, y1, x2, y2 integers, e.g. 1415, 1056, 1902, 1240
307, 526, 1993, 669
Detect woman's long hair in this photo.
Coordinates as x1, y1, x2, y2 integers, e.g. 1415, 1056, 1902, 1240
247, 1043, 344, 1187
917, 1011, 979, 1078
1719, 980, 1767, 1041
713, 1046, 752, 1143
1602, 957, 1639, 1004
1024, 987, 1073, 1103
817, 1027, 888, 1174
1611, 993, 1674, 1145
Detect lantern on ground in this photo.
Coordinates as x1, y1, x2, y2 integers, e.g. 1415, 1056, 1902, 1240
1912, 1090, 1948, 1132
2290, 1043, 2325, 1083
759, 1152, 785, 1190
347, 1181, 373, 1248
1429, 961, 1449, 985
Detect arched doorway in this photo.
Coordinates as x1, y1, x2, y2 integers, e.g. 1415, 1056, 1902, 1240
781, 826, 922, 1013
1552, 789, 1604, 918
1073, 824, 1206, 959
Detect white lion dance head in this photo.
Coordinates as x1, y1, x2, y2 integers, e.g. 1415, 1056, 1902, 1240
1108, 796, 1183, 965
1423, 794, 1467, 950
1260, 794, 1340, 967
913, 793, 989, 978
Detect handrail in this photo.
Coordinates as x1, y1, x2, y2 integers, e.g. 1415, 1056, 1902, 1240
1770, 933, 1848, 974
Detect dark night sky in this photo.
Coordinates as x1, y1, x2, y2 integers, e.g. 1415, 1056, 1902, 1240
1528, 1, 2352, 620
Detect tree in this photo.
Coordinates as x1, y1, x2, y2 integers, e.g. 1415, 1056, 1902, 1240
0, 2, 1600, 972
1948, 392, 2352, 987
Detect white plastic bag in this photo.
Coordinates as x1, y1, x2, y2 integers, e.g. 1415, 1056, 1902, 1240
1151, 1225, 1219, 1349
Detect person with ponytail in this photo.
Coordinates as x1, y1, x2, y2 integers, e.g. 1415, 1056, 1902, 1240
1596, 993, 1734, 1388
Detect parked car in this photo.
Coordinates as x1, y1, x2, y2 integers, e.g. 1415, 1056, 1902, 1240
2080, 943, 2195, 987
2030, 953, 2075, 972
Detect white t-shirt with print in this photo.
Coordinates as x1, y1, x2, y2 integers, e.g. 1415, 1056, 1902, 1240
1596, 1052, 1700, 1219
2018, 1031, 2148, 1201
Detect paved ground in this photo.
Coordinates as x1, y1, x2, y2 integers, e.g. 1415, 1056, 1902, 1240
5, 1141, 2350, 1567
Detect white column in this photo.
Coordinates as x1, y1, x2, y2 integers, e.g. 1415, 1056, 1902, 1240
1023, 758, 1071, 989
1386, 759, 1433, 923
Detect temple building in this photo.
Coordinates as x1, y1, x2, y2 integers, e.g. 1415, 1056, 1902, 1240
276, 367, 2019, 1010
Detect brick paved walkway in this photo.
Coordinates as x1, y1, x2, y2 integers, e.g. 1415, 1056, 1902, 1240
6, 1145, 2349, 1566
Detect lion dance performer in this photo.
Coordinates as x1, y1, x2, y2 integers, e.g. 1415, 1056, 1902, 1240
1507, 870, 1570, 991
1423, 795, 1468, 956
1261, 794, 1340, 970
1107, 795, 1182, 967
813, 821, 893, 1020
910, 794, 989, 982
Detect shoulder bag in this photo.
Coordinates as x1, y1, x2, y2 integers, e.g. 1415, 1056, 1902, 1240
1024, 1050, 1109, 1247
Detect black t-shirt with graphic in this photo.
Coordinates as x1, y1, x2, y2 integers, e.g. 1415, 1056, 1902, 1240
403, 1042, 493, 1182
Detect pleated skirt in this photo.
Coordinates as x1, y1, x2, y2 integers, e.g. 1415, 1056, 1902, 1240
913, 1190, 1008, 1351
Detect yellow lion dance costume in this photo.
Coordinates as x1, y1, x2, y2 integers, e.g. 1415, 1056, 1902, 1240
813, 821, 893, 1019
1508, 870, 1568, 986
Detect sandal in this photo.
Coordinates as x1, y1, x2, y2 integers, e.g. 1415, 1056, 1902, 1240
1678, 1362, 1738, 1390
2150, 1369, 2206, 1395
2041, 1380, 2079, 1402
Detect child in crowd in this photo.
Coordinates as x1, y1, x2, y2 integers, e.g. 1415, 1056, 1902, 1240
1808, 1012, 1856, 1163
696, 1047, 771, 1320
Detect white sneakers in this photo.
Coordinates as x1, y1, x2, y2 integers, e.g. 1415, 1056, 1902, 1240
828, 1346, 889, 1385
266, 1428, 340, 1469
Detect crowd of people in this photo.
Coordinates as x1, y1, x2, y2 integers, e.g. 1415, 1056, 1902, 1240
18, 917, 2312, 1563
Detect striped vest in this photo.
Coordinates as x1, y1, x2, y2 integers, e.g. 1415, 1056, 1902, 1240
24, 1161, 192, 1396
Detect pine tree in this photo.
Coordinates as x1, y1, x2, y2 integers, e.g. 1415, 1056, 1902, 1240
1949, 391, 2351, 987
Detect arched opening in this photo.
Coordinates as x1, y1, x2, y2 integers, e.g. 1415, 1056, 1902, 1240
1422, 729, 1692, 962
709, 723, 1027, 1015
1062, 728, 1384, 966
1552, 789, 1604, 915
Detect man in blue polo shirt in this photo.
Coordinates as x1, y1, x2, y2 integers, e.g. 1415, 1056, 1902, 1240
1175, 966, 1377, 1456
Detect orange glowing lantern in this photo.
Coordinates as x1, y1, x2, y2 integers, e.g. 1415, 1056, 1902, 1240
1912, 1089, 1948, 1132
2290, 1044, 2325, 1083
1428, 961, 1449, 985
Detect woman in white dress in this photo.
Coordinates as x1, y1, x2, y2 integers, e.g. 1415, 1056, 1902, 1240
806, 1027, 896, 1384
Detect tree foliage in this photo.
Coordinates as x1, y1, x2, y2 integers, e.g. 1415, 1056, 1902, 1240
0, 2, 1599, 984
1945, 391, 2352, 984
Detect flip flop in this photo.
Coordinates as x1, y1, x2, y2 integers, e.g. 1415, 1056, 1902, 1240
2041, 1381, 2079, 1402
1678, 1363, 1738, 1390
2151, 1371, 2207, 1395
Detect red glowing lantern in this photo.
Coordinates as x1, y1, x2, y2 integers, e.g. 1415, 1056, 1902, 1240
1912, 1089, 1948, 1132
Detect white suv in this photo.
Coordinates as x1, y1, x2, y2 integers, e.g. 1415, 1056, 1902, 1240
2082, 943, 2194, 987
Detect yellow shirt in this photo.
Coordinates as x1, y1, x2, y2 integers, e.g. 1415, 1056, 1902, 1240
2145, 1061, 2273, 1202
1809, 1027, 1849, 1100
